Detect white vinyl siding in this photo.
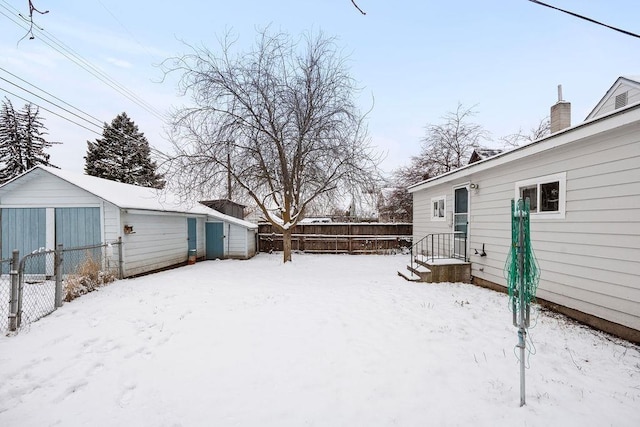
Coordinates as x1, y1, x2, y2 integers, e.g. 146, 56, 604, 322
0, 171, 101, 206
411, 119, 640, 332
247, 229, 257, 257
226, 223, 248, 258
413, 187, 452, 241
102, 202, 120, 243
120, 213, 189, 277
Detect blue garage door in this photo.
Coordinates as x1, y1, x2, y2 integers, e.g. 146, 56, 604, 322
1, 208, 46, 266
55, 208, 101, 248
55, 208, 101, 274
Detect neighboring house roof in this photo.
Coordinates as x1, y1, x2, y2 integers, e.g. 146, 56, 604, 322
0, 166, 257, 229
468, 148, 503, 164
408, 98, 640, 193
586, 75, 640, 120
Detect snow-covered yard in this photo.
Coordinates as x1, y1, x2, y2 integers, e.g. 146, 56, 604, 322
1, 253, 638, 426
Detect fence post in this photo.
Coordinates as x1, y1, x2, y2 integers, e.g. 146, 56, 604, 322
8, 249, 19, 332
54, 244, 63, 308
117, 236, 124, 279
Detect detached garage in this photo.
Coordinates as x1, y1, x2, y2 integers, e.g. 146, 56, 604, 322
0, 166, 257, 277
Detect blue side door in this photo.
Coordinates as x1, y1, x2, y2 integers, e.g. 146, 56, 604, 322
187, 218, 197, 252
205, 222, 224, 260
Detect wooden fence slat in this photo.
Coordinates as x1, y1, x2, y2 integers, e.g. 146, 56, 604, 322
258, 222, 412, 254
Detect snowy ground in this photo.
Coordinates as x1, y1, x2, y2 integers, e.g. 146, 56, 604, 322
1, 253, 639, 427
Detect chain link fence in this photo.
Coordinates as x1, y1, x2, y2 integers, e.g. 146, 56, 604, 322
2, 240, 123, 335
0, 257, 14, 332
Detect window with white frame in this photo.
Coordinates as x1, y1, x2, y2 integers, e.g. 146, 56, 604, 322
515, 172, 566, 219
431, 195, 446, 221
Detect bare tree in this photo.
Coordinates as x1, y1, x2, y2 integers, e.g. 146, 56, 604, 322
162, 29, 380, 262
500, 116, 551, 148
380, 104, 489, 221
420, 103, 489, 173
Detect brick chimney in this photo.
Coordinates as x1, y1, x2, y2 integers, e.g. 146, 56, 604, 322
550, 84, 571, 133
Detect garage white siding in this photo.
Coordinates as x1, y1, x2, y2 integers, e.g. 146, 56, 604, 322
120, 212, 190, 277
226, 223, 248, 258
0, 171, 101, 207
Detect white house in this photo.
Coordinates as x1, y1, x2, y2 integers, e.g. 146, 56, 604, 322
407, 76, 640, 343
0, 166, 258, 277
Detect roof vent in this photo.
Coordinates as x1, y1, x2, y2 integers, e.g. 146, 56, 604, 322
615, 91, 628, 109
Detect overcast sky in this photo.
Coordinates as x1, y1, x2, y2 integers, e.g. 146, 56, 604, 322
2, 0, 640, 177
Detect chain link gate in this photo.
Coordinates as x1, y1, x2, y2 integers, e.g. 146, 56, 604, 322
16, 248, 62, 329
2, 240, 123, 335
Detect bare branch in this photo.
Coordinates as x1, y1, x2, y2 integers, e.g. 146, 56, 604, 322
351, 0, 367, 15
17, 1, 49, 43
500, 116, 550, 148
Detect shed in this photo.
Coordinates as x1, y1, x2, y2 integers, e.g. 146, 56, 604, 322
407, 76, 640, 343
0, 166, 258, 277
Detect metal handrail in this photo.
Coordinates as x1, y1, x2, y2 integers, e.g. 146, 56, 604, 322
409, 232, 467, 275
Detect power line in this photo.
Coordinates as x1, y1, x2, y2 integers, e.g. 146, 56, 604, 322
0, 69, 104, 130
0, 85, 103, 135
0, 1, 167, 120
96, 0, 158, 62
528, 0, 640, 40
0, 81, 171, 160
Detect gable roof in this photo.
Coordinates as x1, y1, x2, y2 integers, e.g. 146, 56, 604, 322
0, 166, 257, 229
408, 99, 640, 193
586, 75, 640, 120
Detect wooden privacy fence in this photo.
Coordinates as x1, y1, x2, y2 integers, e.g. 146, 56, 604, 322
258, 222, 412, 254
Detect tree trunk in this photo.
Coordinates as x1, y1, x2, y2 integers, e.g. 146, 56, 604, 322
282, 228, 292, 263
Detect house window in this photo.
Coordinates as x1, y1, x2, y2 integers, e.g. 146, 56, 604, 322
514, 172, 566, 219
431, 196, 446, 221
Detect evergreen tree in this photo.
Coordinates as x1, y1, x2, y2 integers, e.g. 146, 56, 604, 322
0, 97, 58, 184
85, 112, 164, 188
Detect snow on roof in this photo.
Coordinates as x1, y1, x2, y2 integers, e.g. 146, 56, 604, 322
28, 166, 258, 229
621, 75, 640, 84
468, 148, 503, 164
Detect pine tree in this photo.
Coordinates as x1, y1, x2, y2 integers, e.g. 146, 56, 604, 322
0, 97, 58, 184
85, 112, 164, 188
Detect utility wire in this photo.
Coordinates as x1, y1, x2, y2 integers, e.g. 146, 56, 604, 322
0, 85, 103, 135
0, 70, 170, 159
528, 0, 640, 39
0, 72, 104, 130
0, 1, 166, 120
96, 0, 158, 62
0, 81, 170, 160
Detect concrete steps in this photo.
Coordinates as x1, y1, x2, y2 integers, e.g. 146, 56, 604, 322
398, 257, 471, 283
397, 263, 430, 282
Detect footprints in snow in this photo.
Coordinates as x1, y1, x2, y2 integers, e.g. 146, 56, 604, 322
53, 379, 88, 403
118, 382, 137, 407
